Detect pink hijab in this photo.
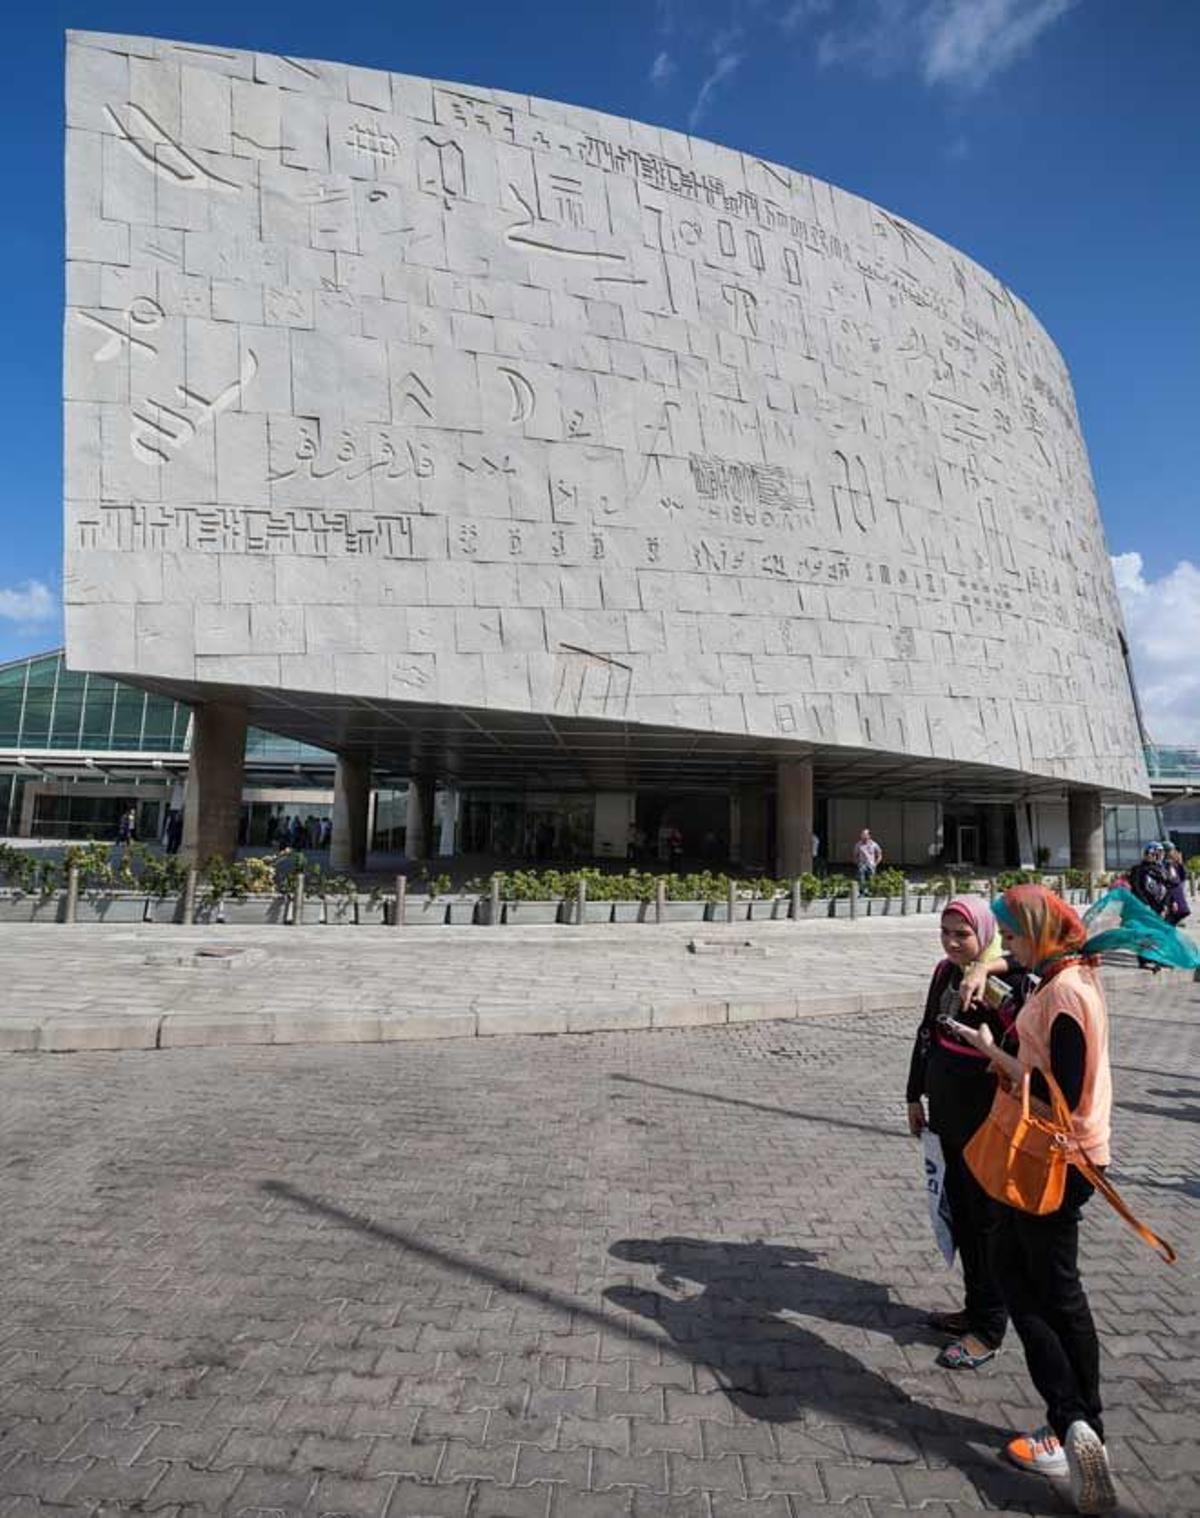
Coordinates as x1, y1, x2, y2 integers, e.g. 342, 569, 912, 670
940, 895, 998, 964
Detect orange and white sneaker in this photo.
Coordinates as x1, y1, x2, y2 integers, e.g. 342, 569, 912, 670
1003, 1425, 1068, 1478
1064, 1420, 1116, 1513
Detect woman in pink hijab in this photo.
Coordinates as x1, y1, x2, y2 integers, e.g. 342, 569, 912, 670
905, 896, 1022, 1370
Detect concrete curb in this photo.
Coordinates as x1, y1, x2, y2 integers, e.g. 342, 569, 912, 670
0, 991, 924, 1055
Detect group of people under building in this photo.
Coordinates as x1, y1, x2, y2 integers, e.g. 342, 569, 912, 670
263, 813, 331, 852
905, 877, 1195, 1514
1124, 839, 1191, 924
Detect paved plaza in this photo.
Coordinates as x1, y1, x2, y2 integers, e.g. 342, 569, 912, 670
0, 917, 944, 1053
1, 949, 1197, 1517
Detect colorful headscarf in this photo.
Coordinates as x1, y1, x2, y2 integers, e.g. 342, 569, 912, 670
994, 882, 1200, 974
1084, 887, 1200, 970
992, 884, 1088, 974
941, 895, 1000, 961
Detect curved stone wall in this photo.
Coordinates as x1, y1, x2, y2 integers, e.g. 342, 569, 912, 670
64, 31, 1146, 794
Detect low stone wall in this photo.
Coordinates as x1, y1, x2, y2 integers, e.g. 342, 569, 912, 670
0, 887, 1098, 926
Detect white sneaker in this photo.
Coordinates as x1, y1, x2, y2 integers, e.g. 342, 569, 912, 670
1065, 1420, 1116, 1514
1003, 1424, 1068, 1478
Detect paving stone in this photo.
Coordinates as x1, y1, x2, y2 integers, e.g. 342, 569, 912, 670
307, 1471, 398, 1516
0, 971, 1195, 1518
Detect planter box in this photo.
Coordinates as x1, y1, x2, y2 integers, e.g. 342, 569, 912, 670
502, 900, 562, 925
400, 897, 449, 926
0, 892, 64, 923
356, 895, 389, 926
747, 899, 783, 921
868, 896, 901, 916
796, 898, 831, 919
611, 901, 646, 923
75, 894, 149, 923
706, 901, 751, 923
323, 897, 360, 925
222, 897, 288, 925
831, 898, 854, 918
290, 900, 325, 924
657, 901, 708, 922
146, 897, 185, 924
445, 897, 481, 925
574, 901, 616, 924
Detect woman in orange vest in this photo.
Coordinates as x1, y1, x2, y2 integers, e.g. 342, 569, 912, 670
950, 884, 1115, 1515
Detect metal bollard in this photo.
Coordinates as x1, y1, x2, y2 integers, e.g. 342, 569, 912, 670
182, 867, 198, 926
655, 879, 666, 924
790, 877, 801, 921
393, 873, 406, 927
64, 864, 79, 925
727, 876, 737, 924
948, 874, 958, 902
292, 871, 305, 926
901, 879, 910, 916
576, 875, 587, 925
490, 875, 501, 927
849, 880, 859, 920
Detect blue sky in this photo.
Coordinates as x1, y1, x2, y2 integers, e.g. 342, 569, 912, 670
3, 0, 1198, 737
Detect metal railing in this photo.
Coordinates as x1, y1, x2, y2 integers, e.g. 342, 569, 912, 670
1145, 745, 1200, 782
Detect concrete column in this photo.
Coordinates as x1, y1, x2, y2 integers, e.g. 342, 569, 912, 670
405, 777, 436, 861
1068, 788, 1104, 873
181, 702, 247, 864
984, 805, 1008, 869
775, 758, 814, 878
331, 753, 371, 871
737, 784, 768, 873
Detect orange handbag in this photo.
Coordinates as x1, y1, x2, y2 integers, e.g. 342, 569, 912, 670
965, 1068, 1177, 1263
964, 1069, 1071, 1215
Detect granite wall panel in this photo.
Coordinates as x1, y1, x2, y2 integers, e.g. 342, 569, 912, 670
63, 30, 1147, 793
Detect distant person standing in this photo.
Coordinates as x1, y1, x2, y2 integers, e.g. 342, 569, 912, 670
1128, 842, 1169, 918
1163, 846, 1191, 925
117, 806, 137, 844
854, 828, 882, 890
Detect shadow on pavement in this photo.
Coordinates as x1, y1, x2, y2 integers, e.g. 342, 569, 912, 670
608, 1071, 904, 1141
260, 1183, 1069, 1513
1116, 1094, 1200, 1126
606, 1237, 1076, 1512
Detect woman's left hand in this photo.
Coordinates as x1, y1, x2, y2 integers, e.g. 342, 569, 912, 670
942, 1017, 996, 1057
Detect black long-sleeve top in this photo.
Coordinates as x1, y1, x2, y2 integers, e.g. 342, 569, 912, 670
906, 959, 1026, 1148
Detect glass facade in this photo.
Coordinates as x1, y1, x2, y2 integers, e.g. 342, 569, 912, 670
0, 650, 190, 752
0, 650, 335, 839
0, 650, 332, 761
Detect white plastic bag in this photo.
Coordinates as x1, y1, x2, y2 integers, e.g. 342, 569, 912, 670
920, 1130, 956, 1265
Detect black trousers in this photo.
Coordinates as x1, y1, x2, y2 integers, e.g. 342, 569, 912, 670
992, 1172, 1103, 1443
940, 1140, 1008, 1348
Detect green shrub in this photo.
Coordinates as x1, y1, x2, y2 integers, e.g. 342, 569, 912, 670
871, 867, 906, 897
995, 868, 1040, 890
1187, 856, 1200, 877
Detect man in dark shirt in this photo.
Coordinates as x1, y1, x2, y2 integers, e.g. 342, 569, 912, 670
1127, 842, 1169, 918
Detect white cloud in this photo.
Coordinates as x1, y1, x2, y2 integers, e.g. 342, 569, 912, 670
0, 580, 57, 628
688, 38, 744, 128
818, 0, 1076, 90
923, 0, 1075, 87
649, 49, 677, 86
1112, 553, 1200, 746
779, 0, 833, 32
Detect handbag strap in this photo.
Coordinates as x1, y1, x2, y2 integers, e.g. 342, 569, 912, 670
1071, 1152, 1178, 1264
1020, 1065, 1075, 1139
1024, 1066, 1177, 1264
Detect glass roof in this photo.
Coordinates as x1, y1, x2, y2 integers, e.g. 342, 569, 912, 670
0, 650, 331, 761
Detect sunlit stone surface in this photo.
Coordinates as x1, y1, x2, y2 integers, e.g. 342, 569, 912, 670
63, 30, 1147, 795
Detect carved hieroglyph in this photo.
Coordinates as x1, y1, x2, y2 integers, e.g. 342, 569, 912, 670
63, 31, 1147, 794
